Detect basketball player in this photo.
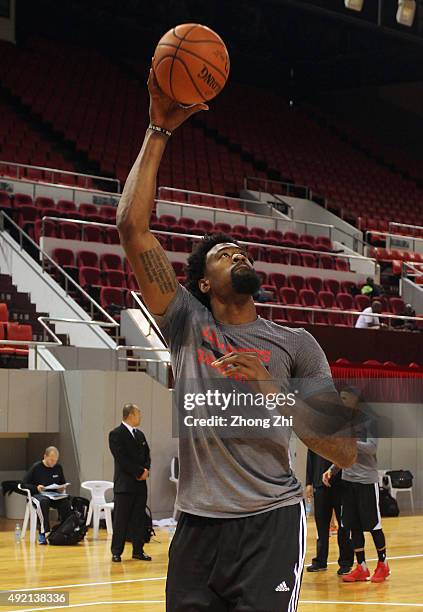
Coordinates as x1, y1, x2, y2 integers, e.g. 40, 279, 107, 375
117, 70, 357, 612
323, 386, 390, 583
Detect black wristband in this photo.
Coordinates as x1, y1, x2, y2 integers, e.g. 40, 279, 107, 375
148, 123, 172, 137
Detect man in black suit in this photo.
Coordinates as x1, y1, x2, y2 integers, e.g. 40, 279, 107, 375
305, 449, 354, 575
109, 403, 151, 562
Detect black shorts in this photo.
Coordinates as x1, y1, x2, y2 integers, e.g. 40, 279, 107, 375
166, 502, 306, 612
341, 481, 382, 532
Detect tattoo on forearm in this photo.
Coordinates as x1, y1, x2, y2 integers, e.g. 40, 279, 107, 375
139, 247, 177, 294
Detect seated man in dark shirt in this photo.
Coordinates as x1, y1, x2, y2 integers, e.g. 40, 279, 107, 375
22, 446, 72, 544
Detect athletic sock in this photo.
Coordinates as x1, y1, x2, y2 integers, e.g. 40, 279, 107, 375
371, 529, 387, 562
352, 530, 366, 566
356, 551, 366, 565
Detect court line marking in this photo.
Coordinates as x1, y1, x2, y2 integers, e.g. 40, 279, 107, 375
5, 601, 165, 612
327, 553, 423, 566
301, 602, 423, 608
5, 551, 423, 593
6, 576, 167, 592
7, 600, 423, 612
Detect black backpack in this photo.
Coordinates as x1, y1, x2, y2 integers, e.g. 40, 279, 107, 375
379, 487, 399, 517
48, 496, 90, 546
144, 505, 155, 544
385, 470, 413, 489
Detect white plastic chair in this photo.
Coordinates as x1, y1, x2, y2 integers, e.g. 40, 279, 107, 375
81, 481, 114, 539
169, 457, 179, 521
378, 470, 387, 488
381, 471, 414, 513
18, 484, 37, 544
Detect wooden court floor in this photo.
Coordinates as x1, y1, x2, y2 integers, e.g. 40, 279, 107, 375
0, 514, 422, 612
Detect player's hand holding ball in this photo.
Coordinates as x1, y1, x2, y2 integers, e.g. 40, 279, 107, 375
148, 70, 208, 134
149, 23, 230, 133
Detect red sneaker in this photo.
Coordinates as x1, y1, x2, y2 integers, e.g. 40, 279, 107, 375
371, 561, 390, 583
342, 564, 370, 582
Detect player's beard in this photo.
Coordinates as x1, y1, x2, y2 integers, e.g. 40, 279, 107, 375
231, 267, 261, 295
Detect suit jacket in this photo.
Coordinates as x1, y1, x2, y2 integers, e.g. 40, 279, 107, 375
109, 424, 151, 494
306, 449, 342, 489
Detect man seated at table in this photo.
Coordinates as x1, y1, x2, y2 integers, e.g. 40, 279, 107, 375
22, 446, 71, 544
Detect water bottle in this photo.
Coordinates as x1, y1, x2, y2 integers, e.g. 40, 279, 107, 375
305, 500, 312, 520
15, 523, 21, 544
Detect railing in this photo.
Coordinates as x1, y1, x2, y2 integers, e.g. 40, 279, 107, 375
120, 290, 171, 381
243, 176, 366, 254
402, 261, 423, 282
254, 302, 423, 329
0, 160, 121, 192
158, 186, 278, 217
0, 211, 119, 343
116, 346, 171, 377
0, 315, 121, 369
0, 320, 61, 368
129, 291, 168, 348
271, 193, 295, 219
389, 221, 423, 237
41, 216, 116, 242
0, 176, 121, 207
366, 230, 423, 254
155, 198, 335, 239
39, 217, 376, 272
244, 176, 311, 200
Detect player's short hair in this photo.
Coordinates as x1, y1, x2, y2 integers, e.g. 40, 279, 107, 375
44, 446, 59, 457
186, 233, 239, 309
122, 403, 139, 419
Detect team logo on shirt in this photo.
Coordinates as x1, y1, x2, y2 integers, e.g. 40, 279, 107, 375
197, 327, 271, 380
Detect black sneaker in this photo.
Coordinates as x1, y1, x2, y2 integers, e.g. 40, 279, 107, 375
337, 566, 352, 576
306, 563, 327, 572
132, 552, 152, 561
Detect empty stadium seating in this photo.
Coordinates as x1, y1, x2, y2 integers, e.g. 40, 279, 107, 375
0, 274, 39, 365
0, 96, 75, 178
2, 35, 423, 240
47, 246, 414, 328
0, 38, 262, 193
204, 83, 423, 230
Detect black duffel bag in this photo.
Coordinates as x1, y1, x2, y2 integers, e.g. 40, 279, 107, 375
379, 487, 399, 517
144, 505, 155, 544
385, 470, 413, 489
48, 496, 90, 546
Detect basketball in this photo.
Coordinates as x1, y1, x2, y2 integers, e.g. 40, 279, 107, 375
152, 23, 230, 106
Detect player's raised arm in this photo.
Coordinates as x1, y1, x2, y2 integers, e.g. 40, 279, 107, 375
116, 70, 208, 315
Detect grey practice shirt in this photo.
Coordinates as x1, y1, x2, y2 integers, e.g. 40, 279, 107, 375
331, 420, 378, 485
155, 285, 336, 518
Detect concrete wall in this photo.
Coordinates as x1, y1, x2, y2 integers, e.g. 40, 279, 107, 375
50, 347, 119, 371
0, 370, 177, 518
0, 370, 60, 432
59, 371, 177, 519
0, 370, 421, 516
402, 278, 423, 314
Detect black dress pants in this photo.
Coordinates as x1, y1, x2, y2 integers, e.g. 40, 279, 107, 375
111, 485, 147, 556
312, 483, 354, 568
32, 495, 72, 534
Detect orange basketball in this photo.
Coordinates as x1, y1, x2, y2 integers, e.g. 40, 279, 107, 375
152, 23, 230, 106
